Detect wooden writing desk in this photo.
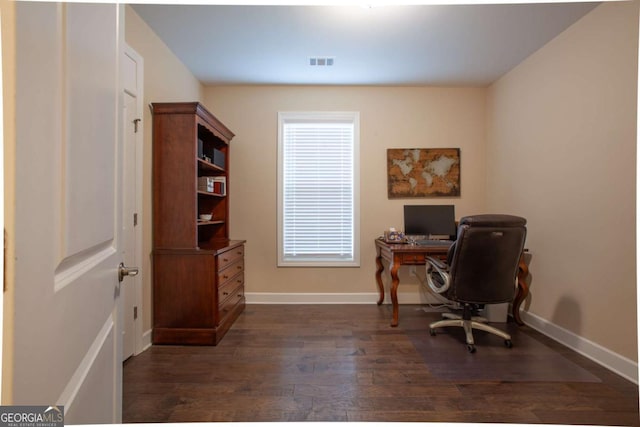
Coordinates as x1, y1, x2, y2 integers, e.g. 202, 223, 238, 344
375, 238, 529, 327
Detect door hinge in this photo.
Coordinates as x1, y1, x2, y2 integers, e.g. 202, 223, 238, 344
133, 118, 141, 133
133, 213, 138, 227
133, 306, 138, 320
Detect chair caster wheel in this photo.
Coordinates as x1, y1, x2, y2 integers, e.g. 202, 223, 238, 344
467, 344, 476, 353
505, 340, 513, 348
429, 328, 436, 336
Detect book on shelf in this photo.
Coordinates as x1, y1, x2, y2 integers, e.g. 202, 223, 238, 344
198, 176, 214, 192
198, 176, 226, 196
212, 176, 226, 196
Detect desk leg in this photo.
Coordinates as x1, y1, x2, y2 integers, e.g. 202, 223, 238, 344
375, 253, 385, 305
390, 260, 401, 327
513, 254, 529, 326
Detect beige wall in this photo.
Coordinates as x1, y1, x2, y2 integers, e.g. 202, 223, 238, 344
487, 1, 638, 361
203, 86, 487, 298
124, 6, 204, 332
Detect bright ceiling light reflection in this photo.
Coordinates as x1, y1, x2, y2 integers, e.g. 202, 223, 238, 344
361, 2, 388, 7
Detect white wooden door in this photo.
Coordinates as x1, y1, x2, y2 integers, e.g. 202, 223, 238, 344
13, 3, 124, 423
122, 44, 143, 361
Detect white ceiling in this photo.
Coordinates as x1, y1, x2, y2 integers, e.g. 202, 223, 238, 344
131, 2, 599, 86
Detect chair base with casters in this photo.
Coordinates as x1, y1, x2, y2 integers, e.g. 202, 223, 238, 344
429, 304, 513, 353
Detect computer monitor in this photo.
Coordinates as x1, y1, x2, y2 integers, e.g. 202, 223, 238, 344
403, 205, 456, 239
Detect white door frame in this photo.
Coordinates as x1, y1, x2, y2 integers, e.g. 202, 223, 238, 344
122, 43, 145, 357
0, 8, 6, 401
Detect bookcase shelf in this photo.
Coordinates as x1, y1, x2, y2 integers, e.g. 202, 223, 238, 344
197, 220, 225, 226
197, 190, 225, 198
197, 158, 225, 173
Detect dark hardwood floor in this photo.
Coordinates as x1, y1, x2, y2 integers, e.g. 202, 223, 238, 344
123, 304, 639, 424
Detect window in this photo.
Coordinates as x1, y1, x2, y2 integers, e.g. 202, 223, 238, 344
277, 111, 360, 267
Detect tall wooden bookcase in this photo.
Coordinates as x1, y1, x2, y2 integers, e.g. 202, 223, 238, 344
151, 102, 245, 345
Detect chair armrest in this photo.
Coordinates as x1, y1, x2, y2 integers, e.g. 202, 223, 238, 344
426, 256, 447, 269
426, 257, 451, 294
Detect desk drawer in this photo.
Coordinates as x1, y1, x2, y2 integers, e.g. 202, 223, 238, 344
401, 253, 426, 264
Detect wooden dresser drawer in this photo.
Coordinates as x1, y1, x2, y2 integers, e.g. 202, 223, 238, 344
218, 258, 244, 283
219, 282, 244, 321
218, 272, 244, 303
217, 245, 245, 270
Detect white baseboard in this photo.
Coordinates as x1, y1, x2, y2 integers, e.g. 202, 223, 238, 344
135, 328, 153, 355
520, 310, 638, 384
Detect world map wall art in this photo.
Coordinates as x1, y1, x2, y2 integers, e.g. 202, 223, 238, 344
387, 148, 460, 198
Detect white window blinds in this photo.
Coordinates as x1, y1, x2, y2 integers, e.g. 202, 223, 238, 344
278, 112, 360, 267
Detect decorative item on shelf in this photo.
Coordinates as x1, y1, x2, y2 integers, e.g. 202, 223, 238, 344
198, 139, 204, 159
212, 176, 226, 196
202, 155, 212, 163
198, 176, 215, 193
198, 176, 226, 195
212, 148, 225, 169
199, 213, 213, 221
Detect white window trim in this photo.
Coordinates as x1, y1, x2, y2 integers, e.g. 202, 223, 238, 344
277, 111, 360, 267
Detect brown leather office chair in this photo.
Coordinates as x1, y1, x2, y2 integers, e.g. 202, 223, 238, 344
426, 214, 527, 353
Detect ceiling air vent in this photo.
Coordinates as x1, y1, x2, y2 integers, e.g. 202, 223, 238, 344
309, 57, 335, 66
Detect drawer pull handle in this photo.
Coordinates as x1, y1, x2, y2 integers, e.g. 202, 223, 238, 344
237, 279, 242, 284
223, 291, 229, 296
223, 274, 229, 279
223, 258, 228, 262
237, 294, 242, 298
237, 265, 241, 270
237, 251, 242, 255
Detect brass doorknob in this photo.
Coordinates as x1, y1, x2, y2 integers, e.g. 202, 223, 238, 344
118, 262, 139, 282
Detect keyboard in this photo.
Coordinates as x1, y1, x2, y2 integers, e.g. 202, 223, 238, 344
415, 239, 453, 247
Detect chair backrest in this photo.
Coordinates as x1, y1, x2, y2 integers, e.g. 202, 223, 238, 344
446, 214, 527, 304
